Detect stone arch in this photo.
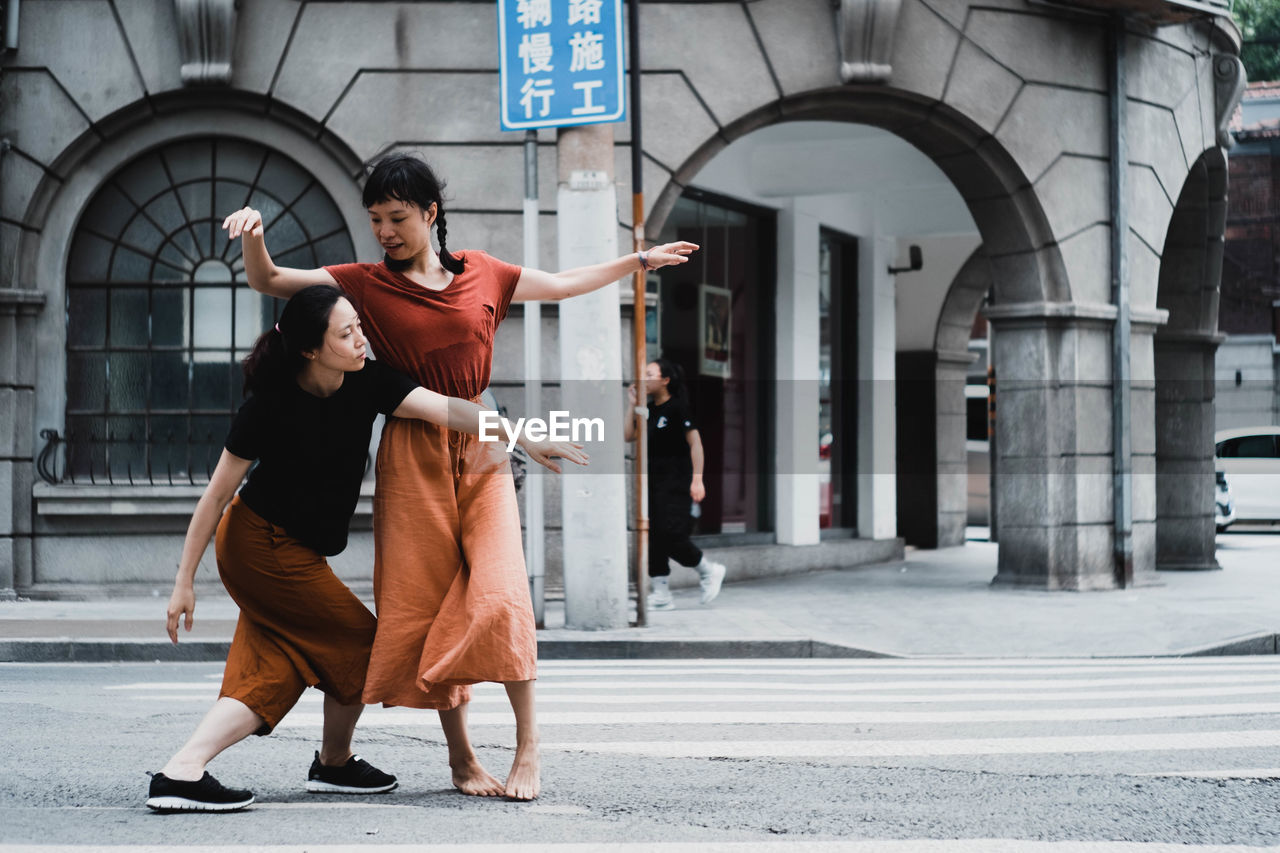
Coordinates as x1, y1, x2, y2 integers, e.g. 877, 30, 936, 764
1154, 146, 1229, 571
640, 84, 1080, 574
646, 87, 1067, 307
22, 92, 373, 445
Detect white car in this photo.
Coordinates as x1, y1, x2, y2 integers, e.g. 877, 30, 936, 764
1214, 426, 1280, 523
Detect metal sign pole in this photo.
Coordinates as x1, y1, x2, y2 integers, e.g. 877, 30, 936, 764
522, 128, 546, 626
628, 0, 648, 627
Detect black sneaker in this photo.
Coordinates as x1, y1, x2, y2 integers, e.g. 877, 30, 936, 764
306, 751, 398, 794
145, 772, 255, 813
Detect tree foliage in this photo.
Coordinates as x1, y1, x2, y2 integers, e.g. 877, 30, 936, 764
1235, 0, 1280, 83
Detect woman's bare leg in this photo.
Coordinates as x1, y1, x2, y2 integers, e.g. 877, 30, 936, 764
502, 679, 540, 800
318, 694, 363, 766
159, 697, 264, 781
438, 701, 504, 796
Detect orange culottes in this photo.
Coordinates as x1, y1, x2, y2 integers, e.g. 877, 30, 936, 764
216, 496, 377, 733
362, 417, 537, 709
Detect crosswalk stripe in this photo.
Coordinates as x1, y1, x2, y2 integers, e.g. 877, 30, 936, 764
1, 841, 1276, 852
1132, 767, 1280, 779
535, 656, 1280, 667
530, 664, 1280, 678
111, 674, 1280, 692
497, 675, 1280, 691
542, 729, 1280, 758
131, 682, 1280, 705
272, 702, 1280, 729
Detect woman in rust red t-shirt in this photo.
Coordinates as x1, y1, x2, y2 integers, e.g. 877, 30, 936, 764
223, 153, 697, 800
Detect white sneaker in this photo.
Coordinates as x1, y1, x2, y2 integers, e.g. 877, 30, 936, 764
698, 561, 726, 605
648, 587, 675, 611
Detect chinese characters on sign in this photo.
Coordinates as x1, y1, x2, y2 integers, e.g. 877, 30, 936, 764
498, 0, 626, 130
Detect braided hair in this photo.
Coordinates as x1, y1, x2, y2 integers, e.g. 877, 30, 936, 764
362, 153, 465, 275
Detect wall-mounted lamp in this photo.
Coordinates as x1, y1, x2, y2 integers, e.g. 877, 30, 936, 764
888, 244, 923, 275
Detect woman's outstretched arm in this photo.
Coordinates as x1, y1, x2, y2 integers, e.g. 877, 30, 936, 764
166, 450, 253, 644
392, 388, 590, 473
223, 207, 337, 299
511, 242, 699, 303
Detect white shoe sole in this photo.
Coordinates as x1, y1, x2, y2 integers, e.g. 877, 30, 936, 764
647, 598, 676, 611
145, 795, 254, 812
305, 779, 398, 794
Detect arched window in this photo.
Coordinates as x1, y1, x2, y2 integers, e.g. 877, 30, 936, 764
60, 138, 354, 483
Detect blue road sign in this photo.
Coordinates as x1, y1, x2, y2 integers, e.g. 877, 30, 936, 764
497, 0, 626, 131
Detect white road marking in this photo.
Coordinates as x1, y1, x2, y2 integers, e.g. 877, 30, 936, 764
530, 663, 1280, 678
1131, 767, 1280, 779
1, 840, 1277, 852
274, 702, 1280, 729
542, 729, 1280, 758
127, 682, 1280, 706
535, 656, 1280, 668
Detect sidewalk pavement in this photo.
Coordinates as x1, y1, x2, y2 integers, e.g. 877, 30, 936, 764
3, 533, 1279, 662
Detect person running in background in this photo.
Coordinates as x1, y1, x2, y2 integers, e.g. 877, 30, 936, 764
223, 152, 696, 800
147, 285, 584, 813
625, 358, 726, 611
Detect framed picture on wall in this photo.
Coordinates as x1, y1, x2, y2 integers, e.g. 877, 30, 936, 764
699, 284, 732, 378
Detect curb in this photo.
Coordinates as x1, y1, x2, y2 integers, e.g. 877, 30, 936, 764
4, 634, 1280, 663
0, 637, 894, 663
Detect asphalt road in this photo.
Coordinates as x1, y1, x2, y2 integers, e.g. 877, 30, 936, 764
2, 657, 1280, 851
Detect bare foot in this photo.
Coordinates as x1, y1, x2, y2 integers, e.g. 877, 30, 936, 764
451, 756, 504, 797
504, 740, 540, 800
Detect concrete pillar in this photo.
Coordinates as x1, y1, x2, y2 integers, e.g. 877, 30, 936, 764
935, 351, 974, 547
858, 236, 896, 540
1130, 320, 1160, 580
1154, 331, 1221, 570
555, 125, 628, 629
774, 204, 820, 546
0, 289, 45, 598
986, 303, 1144, 589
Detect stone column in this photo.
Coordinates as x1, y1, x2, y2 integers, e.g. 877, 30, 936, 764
0, 289, 46, 598
556, 125, 629, 629
935, 349, 975, 548
774, 205, 820, 546
1130, 317, 1163, 582
857, 236, 897, 540
1153, 331, 1221, 571
985, 302, 1137, 589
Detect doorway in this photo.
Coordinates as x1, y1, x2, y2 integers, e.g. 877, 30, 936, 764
819, 227, 858, 532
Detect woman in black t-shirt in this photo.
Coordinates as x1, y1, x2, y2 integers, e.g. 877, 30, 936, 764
146, 286, 586, 814
624, 358, 726, 611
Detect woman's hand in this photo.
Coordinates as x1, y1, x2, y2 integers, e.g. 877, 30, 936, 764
166, 583, 196, 645
521, 439, 589, 474
645, 241, 699, 269
690, 473, 706, 503
223, 207, 265, 241
627, 383, 638, 406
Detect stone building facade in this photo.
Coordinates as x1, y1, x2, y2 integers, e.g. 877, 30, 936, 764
0, 0, 1241, 600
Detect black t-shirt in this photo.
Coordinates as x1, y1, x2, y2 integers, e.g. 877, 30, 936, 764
647, 396, 695, 482
224, 360, 417, 555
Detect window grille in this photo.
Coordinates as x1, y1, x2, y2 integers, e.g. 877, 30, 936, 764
45, 138, 354, 485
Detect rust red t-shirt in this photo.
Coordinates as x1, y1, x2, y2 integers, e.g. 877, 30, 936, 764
326, 251, 522, 399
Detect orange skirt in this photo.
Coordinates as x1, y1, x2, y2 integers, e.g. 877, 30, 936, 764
361, 417, 537, 709
216, 496, 377, 732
